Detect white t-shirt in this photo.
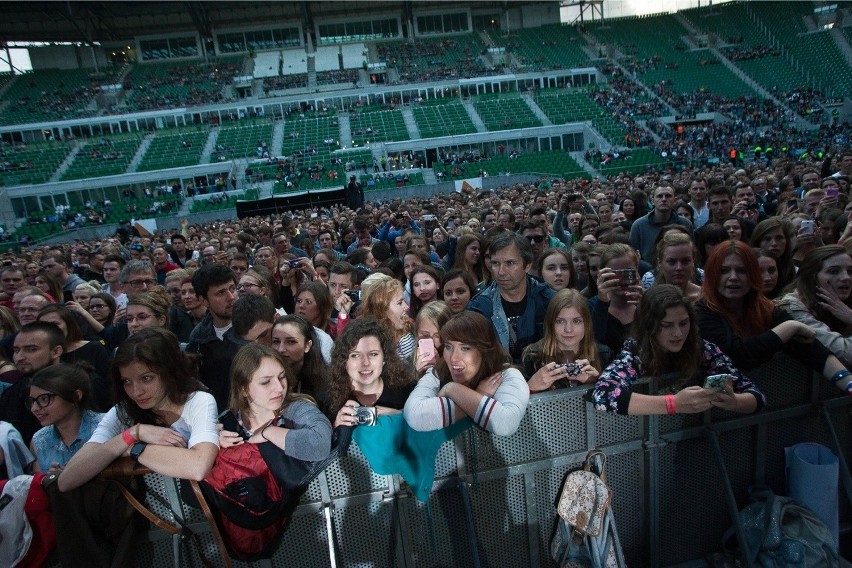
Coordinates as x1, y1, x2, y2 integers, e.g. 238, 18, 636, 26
89, 391, 219, 448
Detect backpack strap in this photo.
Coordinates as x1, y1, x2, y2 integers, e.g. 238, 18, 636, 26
189, 479, 233, 568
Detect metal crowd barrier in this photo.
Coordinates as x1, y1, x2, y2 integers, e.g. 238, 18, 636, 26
125, 352, 851, 568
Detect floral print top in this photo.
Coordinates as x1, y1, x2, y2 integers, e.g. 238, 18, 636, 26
589, 338, 766, 415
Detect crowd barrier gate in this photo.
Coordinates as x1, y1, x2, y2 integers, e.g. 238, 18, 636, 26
118, 352, 852, 567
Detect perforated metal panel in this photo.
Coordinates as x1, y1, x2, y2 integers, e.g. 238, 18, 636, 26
526, 395, 588, 458
468, 475, 531, 567
433, 437, 460, 478
272, 511, 331, 568
332, 501, 397, 567
606, 450, 645, 566
750, 352, 813, 408
323, 440, 389, 497
400, 487, 477, 567
594, 404, 641, 446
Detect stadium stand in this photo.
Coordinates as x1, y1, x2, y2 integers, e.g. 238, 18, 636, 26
348, 105, 410, 145
411, 98, 478, 138
136, 127, 210, 171
487, 24, 591, 71
473, 93, 543, 131
210, 119, 275, 163
60, 134, 144, 181
0, 140, 74, 186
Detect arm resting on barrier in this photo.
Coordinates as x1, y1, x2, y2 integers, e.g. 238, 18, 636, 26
404, 368, 529, 435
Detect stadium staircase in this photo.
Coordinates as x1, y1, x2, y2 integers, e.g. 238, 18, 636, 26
830, 27, 852, 68
127, 134, 155, 173
306, 55, 317, 91
49, 142, 82, 183
461, 99, 487, 132
521, 92, 552, 126
270, 120, 286, 157
200, 128, 220, 163
709, 46, 780, 103
570, 151, 601, 178
400, 107, 421, 139
338, 114, 352, 149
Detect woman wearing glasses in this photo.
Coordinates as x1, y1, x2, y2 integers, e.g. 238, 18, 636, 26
28, 363, 104, 472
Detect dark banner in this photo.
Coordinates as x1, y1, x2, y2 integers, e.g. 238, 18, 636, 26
235, 187, 346, 218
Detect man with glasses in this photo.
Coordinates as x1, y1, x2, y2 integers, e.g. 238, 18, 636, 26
119, 261, 157, 299
0, 322, 66, 444
629, 184, 693, 261
519, 220, 548, 277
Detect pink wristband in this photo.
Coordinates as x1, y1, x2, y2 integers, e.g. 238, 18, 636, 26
665, 394, 677, 415
121, 429, 136, 446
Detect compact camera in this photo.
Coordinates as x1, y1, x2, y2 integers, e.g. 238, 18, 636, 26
354, 406, 377, 426
344, 290, 361, 301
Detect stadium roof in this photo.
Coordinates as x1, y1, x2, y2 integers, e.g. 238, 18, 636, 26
0, 2, 536, 44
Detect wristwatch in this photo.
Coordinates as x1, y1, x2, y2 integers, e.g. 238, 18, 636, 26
130, 442, 147, 468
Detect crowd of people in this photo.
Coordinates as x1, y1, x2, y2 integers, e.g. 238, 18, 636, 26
1, 98, 852, 563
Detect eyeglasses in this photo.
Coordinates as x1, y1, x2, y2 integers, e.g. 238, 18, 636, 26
525, 235, 545, 243
25, 393, 56, 409
237, 283, 262, 292
126, 279, 155, 288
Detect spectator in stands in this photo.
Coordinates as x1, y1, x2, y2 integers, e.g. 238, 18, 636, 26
642, 231, 703, 302
708, 186, 734, 225
357, 273, 416, 359
327, 317, 414, 427
270, 314, 326, 399
17, 293, 51, 326
404, 311, 529, 436
688, 177, 710, 230
215, 342, 332, 478
447, 234, 486, 285
35, 270, 63, 303
697, 240, 850, 391
469, 232, 554, 364
522, 288, 609, 393
229, 294, 276, 346
589, 243, 643, 355
180, 277, 207, 330
536, 248, 575, 292
101, 254, 127, 309
411, 301, 452, 375
0, 265, 26, 309
750, 218, 797, 289
152, 246, 179, 284
185, 264, 239, 410
228, 253, 249, 281
0, 322, 67, 445
777, 245, 852, 369
591, 284, 764, 416
36, 304, 112, 409
629, 185, 693, 262
168, 234, 196, 268
53, 328, 218, 567
519, 220, 549, 278
441, 269, 477, 315
125, 290, 170, 336
28, 363, 104, 472
43, 253, 86, 301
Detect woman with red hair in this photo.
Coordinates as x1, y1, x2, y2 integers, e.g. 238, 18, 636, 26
695, 240, 851, 392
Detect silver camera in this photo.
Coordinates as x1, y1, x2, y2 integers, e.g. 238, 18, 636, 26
354, 406, 377, 426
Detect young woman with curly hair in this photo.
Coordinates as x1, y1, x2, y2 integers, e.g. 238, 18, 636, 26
326, 317, 414, 428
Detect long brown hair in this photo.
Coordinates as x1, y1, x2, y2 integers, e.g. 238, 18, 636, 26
452, 234, 485, 282
326, 317, 412, 415
701, 240, 774, 336
522, 288, 601, 371
634, 284, 700, 384
111, 328, 205, 427
793, 245, 852, 334
434, 311, 510, 387
227, 343, 315, 421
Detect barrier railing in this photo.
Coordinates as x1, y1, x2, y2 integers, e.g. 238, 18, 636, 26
125, 352, 852, 567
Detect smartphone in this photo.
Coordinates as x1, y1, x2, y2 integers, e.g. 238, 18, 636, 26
703, 374, 733, 395
800, 220, 815, 235
826, 187, 839, 199
787, 198, 798, 210
613, 269, 637, 287
418, 338, 436, 363
423, 214, 436, 221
